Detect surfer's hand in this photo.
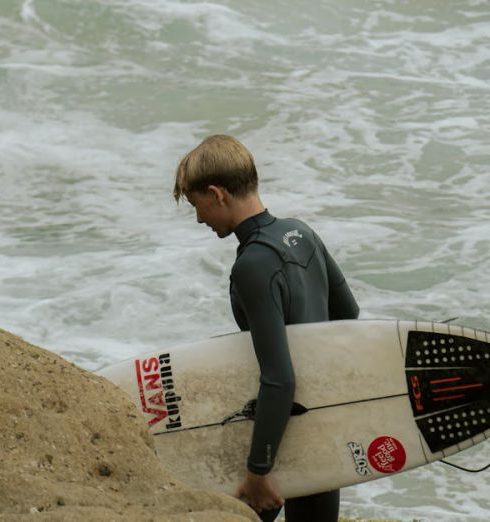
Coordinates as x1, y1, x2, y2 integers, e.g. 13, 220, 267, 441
234, 470, 284, 513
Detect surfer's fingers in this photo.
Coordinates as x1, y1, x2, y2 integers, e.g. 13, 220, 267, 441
266, 486, 284, 506
234, 485, 253, 508
254, 493, 284, 512
238, 495, 259, 513
269, 495, 285, 509
233, 485, 245, 499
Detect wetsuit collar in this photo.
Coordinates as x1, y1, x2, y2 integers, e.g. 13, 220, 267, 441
234, 209, 275, 245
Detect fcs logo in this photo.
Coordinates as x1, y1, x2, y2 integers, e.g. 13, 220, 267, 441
410, 375, 424, 412
283, 230, 303, 247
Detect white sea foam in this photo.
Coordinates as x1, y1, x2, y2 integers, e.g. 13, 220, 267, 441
1, 0, 489, 519
20, 0, 53, 34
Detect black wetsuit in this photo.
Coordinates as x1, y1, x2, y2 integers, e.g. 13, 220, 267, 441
230, 210, 359, 522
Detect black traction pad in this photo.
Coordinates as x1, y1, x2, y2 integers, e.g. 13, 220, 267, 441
406, 330, 490, 369
415, 400, 490, 453
405, 330, 490, 453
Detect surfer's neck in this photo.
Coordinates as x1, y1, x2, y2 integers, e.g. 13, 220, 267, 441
227, 192, 265, 232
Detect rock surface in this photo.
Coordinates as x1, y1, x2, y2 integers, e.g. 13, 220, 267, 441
0, 328, 258, 521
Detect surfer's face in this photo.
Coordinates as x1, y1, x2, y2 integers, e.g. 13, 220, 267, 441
187, 189, 233, 238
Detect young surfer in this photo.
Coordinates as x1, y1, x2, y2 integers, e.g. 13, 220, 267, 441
174, 134, 359, 521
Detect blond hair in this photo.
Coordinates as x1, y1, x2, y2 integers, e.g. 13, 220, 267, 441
174, 135, 258, 202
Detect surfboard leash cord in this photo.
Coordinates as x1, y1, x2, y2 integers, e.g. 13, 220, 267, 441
440, 459, 490, 473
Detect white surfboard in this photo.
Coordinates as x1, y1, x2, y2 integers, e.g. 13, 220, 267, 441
97, 320, 490, 498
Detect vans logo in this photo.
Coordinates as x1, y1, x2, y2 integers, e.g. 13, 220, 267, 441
283, 230, 303, 247
135, 353, 182, 430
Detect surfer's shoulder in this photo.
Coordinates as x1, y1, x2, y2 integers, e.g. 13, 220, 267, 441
232, 241, 282, 281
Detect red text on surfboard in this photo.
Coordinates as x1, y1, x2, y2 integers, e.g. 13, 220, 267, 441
367, 436, 406, 474
410, 375, 424, 412
135, 353, 182, 430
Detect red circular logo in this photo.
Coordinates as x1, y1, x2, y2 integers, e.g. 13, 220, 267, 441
367, 436, 406, 474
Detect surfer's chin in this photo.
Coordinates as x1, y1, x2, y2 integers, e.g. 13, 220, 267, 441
216, 229, 232, 239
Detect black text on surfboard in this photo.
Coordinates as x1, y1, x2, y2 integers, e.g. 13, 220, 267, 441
135, 353, 182, 430
347, 441, 371, 477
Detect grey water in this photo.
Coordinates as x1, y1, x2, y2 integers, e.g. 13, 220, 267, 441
1, 1, 489, 520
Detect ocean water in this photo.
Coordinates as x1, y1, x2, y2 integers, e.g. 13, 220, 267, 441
1, 0, 489, 519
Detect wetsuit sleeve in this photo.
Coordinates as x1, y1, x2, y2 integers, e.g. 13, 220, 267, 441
231, 248, 295, 475
324, 248, 360, 320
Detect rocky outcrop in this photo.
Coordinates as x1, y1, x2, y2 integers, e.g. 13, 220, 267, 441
0, 328, 258, 521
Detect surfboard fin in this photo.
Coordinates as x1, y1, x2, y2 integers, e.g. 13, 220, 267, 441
221, 399, 257, 425
291, 402, 308, 416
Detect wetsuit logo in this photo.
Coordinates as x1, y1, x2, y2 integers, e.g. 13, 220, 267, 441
135, 353, 182, 430
282, 230, 303, 247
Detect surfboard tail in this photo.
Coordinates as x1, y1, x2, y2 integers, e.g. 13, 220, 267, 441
405, 330, 490, 453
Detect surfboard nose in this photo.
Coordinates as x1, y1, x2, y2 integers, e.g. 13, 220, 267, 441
405, 330, 490, 453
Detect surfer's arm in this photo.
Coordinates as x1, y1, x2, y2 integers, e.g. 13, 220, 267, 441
231, 247, 295, 475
